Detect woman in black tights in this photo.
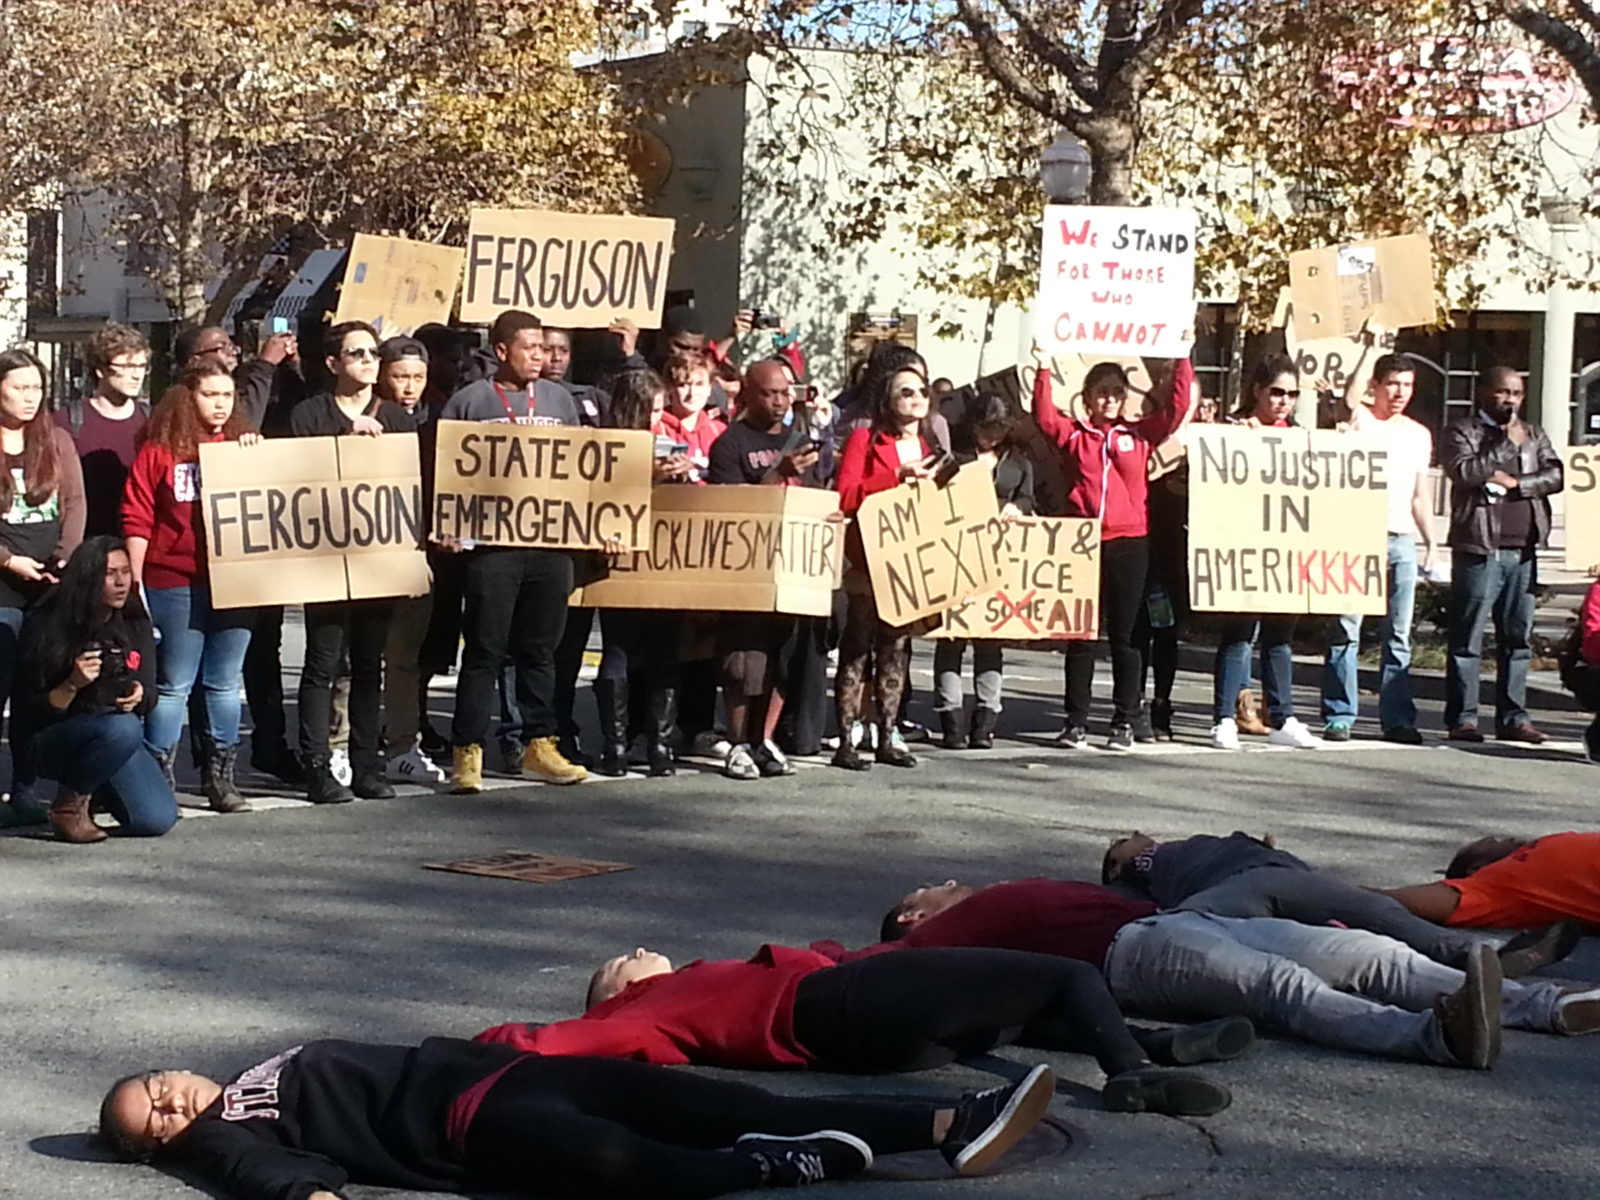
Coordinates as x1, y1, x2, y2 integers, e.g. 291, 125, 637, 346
100, 1036, 1055, 1198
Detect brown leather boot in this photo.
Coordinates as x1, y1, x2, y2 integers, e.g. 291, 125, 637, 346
1234, 688, 1271, 736
49, 788, 107, 844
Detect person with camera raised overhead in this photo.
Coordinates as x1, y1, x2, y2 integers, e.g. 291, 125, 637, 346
1033, 351, 1192, 752
18, 535, 176, 842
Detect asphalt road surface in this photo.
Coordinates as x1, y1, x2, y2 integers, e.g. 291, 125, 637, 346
5, 636, 1598, 1199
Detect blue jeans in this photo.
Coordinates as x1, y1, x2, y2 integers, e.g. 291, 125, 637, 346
1212, 615, 1297, 725
1103, 911, 1562, 1065
1322, 533, 1418, 730
1444, 548, 1535, 730
35, 712, 177, 836
145, 584, 255, 755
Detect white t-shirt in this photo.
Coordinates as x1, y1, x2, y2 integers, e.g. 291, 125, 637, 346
1355, 408, 1433, 535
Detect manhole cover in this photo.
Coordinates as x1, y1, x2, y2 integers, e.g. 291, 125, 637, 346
867, 1115, 1077, 1180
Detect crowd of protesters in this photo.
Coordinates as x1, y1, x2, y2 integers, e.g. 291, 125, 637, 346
0, 303, 1579, 842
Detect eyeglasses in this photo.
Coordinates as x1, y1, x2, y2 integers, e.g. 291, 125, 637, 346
196, 342, 237, 357
341, 347, 381, 362
106, 360, 149, 374
896, 386, 930, 399
1267, 386, 1301, 400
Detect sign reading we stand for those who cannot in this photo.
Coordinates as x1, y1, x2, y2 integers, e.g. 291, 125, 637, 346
460, 209, 676, 327
201, 435, 430, 609
858, 463, 1003, 626
431, 421, 654, 551
574, 486, 843, 616
1036, 205, 1197, 358
1186, 426, 1390, 616
936, 517, 1101, 641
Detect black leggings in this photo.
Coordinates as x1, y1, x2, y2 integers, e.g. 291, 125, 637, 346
464, 1055, 934, 1200
791, 947, 1147, 1077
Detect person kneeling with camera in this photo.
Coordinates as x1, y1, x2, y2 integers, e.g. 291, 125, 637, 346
19, 535, 176, 842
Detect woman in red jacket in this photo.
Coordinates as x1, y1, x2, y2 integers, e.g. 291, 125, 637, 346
1034, 357, 1193, 750
832, 364, 939, 770
122, 362, 260, 812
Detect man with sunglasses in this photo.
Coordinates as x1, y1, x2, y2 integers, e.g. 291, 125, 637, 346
1320, 353, 1436, 744
1440, 366, 1562, 743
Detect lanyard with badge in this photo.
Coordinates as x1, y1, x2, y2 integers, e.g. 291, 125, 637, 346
493, 382, 537, 425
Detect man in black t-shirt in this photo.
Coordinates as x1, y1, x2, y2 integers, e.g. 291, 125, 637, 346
706, 361, 828, 779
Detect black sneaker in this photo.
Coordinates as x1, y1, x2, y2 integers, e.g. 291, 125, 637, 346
251, 742, 306, 784
1131, 712, 1157, 744
1383, 726, 1424, 745
351, 771, 396, 800
1056, 725, 1089, 749
305, 765, 355, 806
1137, 1017, 1256, 1065
896, 718, 930, 744
1498, 919, 1582, 979
737, 1130, 872, 1186
1106, 725, 1135, 751
1434, 943, 1500, 1069
1585, 722, 1600, 765
1102, 1067, 1232, 1116
939, 1063, 1055, 1177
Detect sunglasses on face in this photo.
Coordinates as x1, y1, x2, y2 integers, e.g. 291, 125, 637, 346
341, 347, 381, 362
896, 385, 930, 399
1268, 386, 1300, 400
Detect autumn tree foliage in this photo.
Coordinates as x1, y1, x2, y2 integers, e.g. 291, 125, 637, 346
0, 0, 638, 321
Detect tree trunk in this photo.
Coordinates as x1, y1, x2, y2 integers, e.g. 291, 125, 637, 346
1079, 110, 1138, 205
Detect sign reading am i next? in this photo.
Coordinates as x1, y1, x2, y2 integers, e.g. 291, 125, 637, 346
1036, 205, 1197, 359
1186, 427, 1390, 616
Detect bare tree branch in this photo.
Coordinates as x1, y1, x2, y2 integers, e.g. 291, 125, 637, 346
1506, 2, 1600, 115
952, 0, 1085, 127
990, 0, 1100, 104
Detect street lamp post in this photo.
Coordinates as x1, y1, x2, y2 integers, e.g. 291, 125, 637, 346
1041, 131, 1092, 205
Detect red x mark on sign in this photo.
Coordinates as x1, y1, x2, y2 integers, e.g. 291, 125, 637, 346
992, 590, 1038, 635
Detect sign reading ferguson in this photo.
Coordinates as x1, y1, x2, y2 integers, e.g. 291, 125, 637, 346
460, 209, 676, 327
432, 421, 653, 551
857, 463, 1003, 626
575, 486, 842, 616
936, 517, 1101, 641
201, 435, 430, 609
1187, 427, 1389, 615
1036, 205, 1196, 358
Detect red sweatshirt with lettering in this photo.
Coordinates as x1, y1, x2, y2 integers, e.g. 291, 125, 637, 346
1033, 358, 1193, 541
473, 944, 832, 1068
121, 434, 229, 589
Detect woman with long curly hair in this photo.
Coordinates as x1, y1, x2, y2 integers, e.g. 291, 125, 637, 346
121, 361, 260, 812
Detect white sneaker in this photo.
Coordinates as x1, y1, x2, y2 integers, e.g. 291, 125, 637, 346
1210, 718, 1241, 750
723, 743, 761, 780
692, 730, 732, 758
386, 743, 447, 784
329, 748, 353, 785
1267, 717, 1319, 749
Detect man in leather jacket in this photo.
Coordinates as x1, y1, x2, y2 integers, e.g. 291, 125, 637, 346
1439, 366, 1562, 743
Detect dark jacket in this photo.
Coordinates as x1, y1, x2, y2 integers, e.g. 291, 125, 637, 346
958, 448, 1035, 514
287, 392, 418, 438
18, 603, 157, 725
1440, 412, 1562, 556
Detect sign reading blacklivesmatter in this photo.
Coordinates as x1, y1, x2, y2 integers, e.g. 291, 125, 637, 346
460, 209, 676, 327
1036, 205, 1196, 359
937, 517, 1101, 641
432, 421, 654, 551
857, 463, 1003, 626
201, 435, 429, 609
575, 486, 842, 616
1187, 426, 1389, 615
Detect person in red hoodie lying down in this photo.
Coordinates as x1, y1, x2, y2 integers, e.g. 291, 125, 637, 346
476, 943, 1233, 1117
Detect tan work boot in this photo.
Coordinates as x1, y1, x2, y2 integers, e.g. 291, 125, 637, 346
1234, 688, 1271, 736
522, 736, 587, 785
49, 789, 108, 844
451, 744, 485, 794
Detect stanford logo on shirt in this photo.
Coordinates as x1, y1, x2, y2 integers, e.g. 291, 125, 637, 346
172, 462, 200, 503
220, 1046, 302, 1123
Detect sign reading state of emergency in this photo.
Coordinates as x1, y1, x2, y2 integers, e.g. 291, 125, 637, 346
1036, 205, 1196, 359
1186, 426, 1389, 615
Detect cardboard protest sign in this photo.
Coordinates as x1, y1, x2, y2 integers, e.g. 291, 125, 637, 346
1560, 446, 1600, 571
432, 421, 653, 551
460, 209, 676, 327
935, 517, 1101, 640
334, 234, 464, 335
201, 435, 429, 609
1285, 309, 1398, 410
1187, 426, 1389, 615
1287, 234, 1436, 339
574, 485, 842, 616
1036, 206, 1196, 358
424, 851, 632, 885
857, 463, 1003, 626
